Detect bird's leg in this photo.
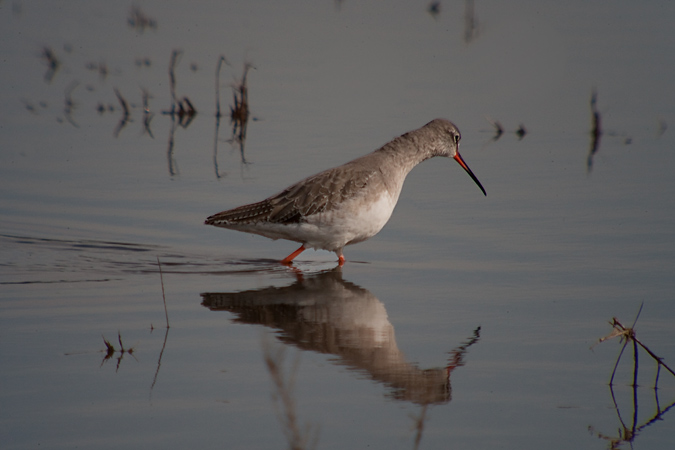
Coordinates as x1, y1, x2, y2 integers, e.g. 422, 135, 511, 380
336, 250, 345, 266
281, 245, 305, 264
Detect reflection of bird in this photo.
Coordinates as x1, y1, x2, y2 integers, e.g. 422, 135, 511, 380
202, 268, 480, 405
205, 119, 486, 265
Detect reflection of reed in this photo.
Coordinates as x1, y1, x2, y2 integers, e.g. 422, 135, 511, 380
163, 49, 196, 128
41, 46, 60, 83
212, 59, 254, 174
230, 63, 254, 164
485, 116, 503, 141
166, 112, 180, 177
483, 116, 527, 142
201, 268, 480, 406
100, 331, 137, 371
141, 88, 154, 138
463, 0, 479, 44
127, 6, 157, 33
150, 328, 170, 395
427, 2, 441, 20
112, 88, 130, 137
62, 81, 79, 128
162, 49, 197, 176
150, 257, 171, 393
213, 56, 231, 178
587, 88, 602, 172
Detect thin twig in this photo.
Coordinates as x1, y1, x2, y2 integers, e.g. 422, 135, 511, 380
157, 257, 170, 328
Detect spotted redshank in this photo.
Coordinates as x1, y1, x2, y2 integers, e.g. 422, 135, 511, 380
205, 118, 486, 265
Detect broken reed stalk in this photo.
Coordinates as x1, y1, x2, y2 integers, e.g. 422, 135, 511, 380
157, 256, 170, 328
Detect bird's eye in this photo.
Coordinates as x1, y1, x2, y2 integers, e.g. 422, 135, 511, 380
453, 133, 460, 144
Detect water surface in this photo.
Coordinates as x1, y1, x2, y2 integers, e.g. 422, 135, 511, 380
2, 2, 675, 449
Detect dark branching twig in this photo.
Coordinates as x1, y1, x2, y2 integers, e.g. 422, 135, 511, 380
590, 304, 675, 448
593, 303, 675, 385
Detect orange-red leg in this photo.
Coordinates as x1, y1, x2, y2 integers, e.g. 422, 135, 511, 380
281, 245, 305, 264
337, 253, 345, 266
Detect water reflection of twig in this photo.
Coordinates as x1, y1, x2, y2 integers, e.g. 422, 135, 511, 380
113, 88, 131, 137
150, 258, 171, 395
163, 49, 197, 128
100, 332, 137, 372
515, 124, 527, 140
63, 81, 79, 128
587, 88, 602, 172
590, 386, 675, 450
427, 2, 441, 20
484, 116, 503, 141
463, 0, 480, 44
161, 50, 197, 176
85, 61, 110, 81
215, 56, 230, 119
141, 88, 154, 138
229, 62, 254, 164
150, 327, 170, 395
128, 6, 157, 33
41, 46, 60, 83
166, 114, 180, 176
213, 56, 231, 178
481, 117, 527, 142
168, 50, 180, 104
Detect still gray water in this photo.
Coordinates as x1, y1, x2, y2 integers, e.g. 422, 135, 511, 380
2, 1, 674, 449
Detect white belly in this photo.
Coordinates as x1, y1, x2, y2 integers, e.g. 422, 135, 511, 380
302, 191, 397, 252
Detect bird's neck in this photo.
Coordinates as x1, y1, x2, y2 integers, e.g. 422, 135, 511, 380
374, 131, 440, 176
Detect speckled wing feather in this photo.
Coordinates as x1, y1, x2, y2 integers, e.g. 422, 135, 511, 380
205, 162, 378, 227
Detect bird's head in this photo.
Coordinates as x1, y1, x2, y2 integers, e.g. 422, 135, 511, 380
426, 118, 487, 196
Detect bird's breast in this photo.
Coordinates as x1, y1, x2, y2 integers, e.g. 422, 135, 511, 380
305, 190, 398, 249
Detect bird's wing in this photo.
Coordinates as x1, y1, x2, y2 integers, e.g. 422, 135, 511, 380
206, 163, 377, 226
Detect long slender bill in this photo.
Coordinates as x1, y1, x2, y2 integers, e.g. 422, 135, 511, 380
453, 152, 487, 196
